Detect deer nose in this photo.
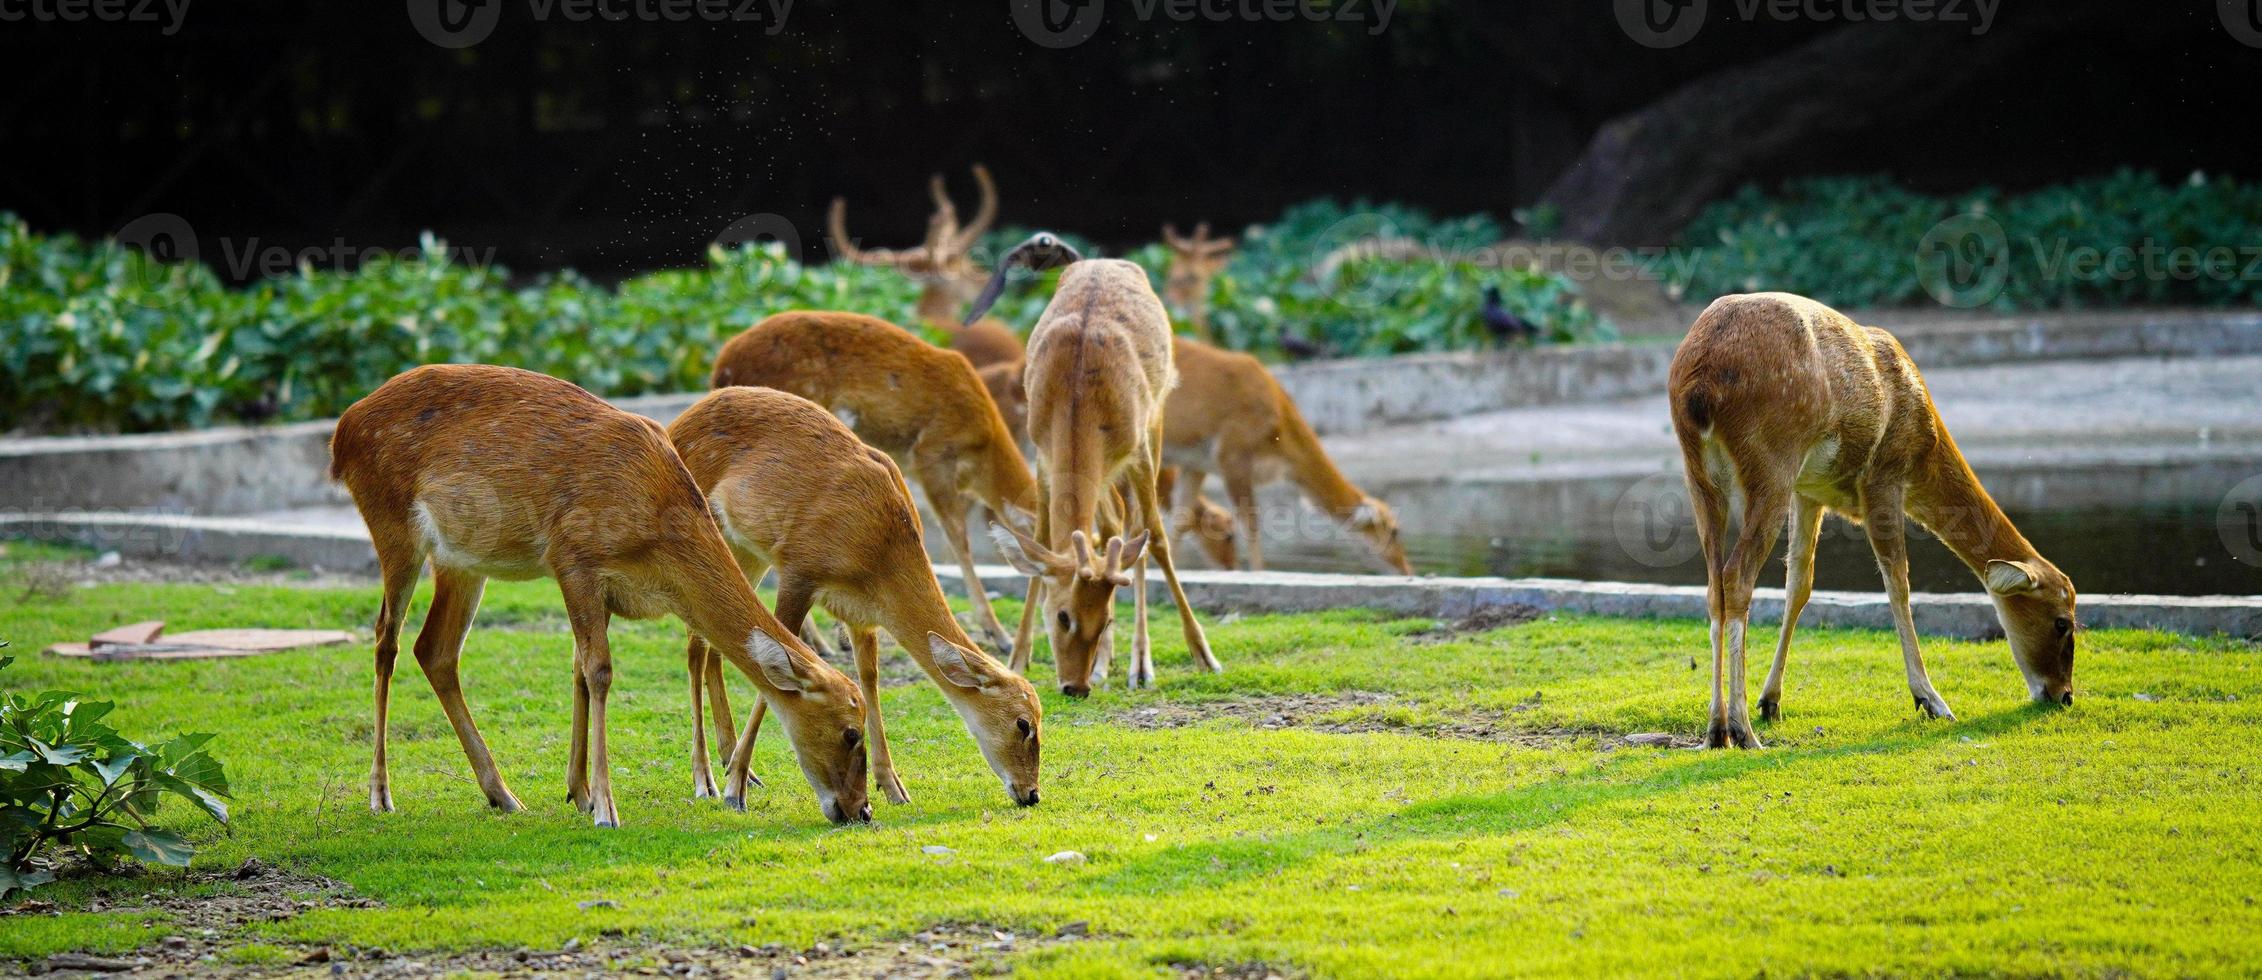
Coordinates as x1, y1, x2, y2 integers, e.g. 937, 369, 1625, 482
1061, 683, 1090, 699
2060, 691, 2074, 706
857, 803, 873, 822
1019, 788, 1041, 807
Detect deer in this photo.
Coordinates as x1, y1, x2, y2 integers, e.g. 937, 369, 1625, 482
329, 364, 871, 827
666, 386, 1043, 808
828, 164, 1024, 368
1161, 337, 1413, 575
1669, 293, 2078, 750
970, 233, 1223, 696
980, 338, 1409, 575
1160, 222, 1236, 343
711, 311, 1039, 660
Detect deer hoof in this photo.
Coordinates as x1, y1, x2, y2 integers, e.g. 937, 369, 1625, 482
881, 773, 911, 806
1913, 693, 1957, 721
1757, 697, 1781, 722
369, 787, 394, 814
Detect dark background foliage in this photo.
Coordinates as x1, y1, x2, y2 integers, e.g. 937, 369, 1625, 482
4, 1, 2257, 278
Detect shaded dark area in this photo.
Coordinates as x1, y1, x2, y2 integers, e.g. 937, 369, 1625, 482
3, 1, 2257, 278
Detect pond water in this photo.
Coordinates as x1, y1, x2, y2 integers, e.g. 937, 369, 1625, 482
1243, 458, 2262, 597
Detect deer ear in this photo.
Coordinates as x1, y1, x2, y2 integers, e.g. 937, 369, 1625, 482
989, 522, 1051, 576
746, 630, 807, 693
1349, 501, 1381, 529
1984, 559, 2043, 596
926, 632, 988, 690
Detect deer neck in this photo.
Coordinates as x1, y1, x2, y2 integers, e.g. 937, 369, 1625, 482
1274, 401, 1366, 519
665, 533, 775, 662
1905, 422, 2040, 576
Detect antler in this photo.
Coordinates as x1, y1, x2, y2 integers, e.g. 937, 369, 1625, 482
828, 196, 900, 268
954, 164, 998, 253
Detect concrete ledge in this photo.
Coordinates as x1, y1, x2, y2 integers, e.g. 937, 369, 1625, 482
7, 513, 2256, 640
8, 311, 2257, 515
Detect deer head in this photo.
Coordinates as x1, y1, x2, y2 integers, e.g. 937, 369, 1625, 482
991, 523, 1147, 698
1349, 497, 1414, 575
1161, 222, 1236, 330
1982, 557, 2079, 704
924, 632, 1044, 805
828, 164, 1000, 323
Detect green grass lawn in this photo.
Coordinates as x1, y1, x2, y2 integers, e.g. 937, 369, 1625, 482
2, 546, 2258, 977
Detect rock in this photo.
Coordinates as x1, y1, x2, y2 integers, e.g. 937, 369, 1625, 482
1056, 920, 1090, 938
2133, 692, 2162, 702
1043, 851, 1086, 865
577, 899, 618, 910
300, 947, 332, 965
94, 551, 122, 569
921, 845, 956, 856
161, 936, 191, 950
1623, 732, 1675, 747
43, 954, 136, 972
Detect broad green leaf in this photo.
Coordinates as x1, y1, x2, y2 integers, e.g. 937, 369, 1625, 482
94, 752, 137, 786
28, 739, 86, 766
120, 828, 193, 867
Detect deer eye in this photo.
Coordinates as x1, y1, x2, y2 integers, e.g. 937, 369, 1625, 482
844, 728, 862, 748
1016, 718, 1034, 739
1056, 611, 1072, 631
2054, 617, 2072, 636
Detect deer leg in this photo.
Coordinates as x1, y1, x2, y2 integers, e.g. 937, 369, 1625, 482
1008, 495, 1052, 675
931, 486, 1014, 659
557, 574, 619, 827
1681, 442, 1733, 748
413, 568, 522, 811
1138, 438, 1220, 673
687, 635, 721, 800
367, 547, 419, 814
1221, 460, 1264, 572
1713, 468, 1790, 750
1863, 485, 1956, 721
1760, 495, 1825, 722
851, 626, 910, 804
568, 666, 591, 811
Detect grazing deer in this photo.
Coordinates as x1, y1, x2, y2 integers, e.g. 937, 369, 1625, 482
1160, 222, 1235, 342
711, 311, 1038, 659
1162, 337, 1413, 575
667, 386, 1044, 807
971, 234, 1222, 695
828, 165, 1024, 368
330, 365, 870, 826
1669, 293, 2077, 749
981, 339, 1408, 575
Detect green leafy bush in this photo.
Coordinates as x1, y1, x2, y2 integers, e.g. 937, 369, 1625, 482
1671, 170, 2262, 310
0, 655, 231, 896
0, 203, 1602, 435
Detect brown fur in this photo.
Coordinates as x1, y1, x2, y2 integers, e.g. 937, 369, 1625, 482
1162, 337, 1412, 575
989, 259, 1222, 694
711, 311, 1039, 658
329, 365, 870, 826
1161, 222, 1235, 343
667, 387, 1045, 808
983, 339, 1410, 575
1668, 293, 2078, 749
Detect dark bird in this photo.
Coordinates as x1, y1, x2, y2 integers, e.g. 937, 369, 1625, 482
1278, 328, 1327, 362
1481, 284, 1540, 347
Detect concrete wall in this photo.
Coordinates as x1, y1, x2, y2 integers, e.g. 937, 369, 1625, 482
5, 311, 2258, 515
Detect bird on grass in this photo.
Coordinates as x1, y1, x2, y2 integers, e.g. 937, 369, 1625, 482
1480, 284, 1540, 347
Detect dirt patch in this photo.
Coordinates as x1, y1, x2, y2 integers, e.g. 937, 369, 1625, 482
1167, 962, 1303, 980
22, 920, 1095, 978
1117, 692, 1698, 749
1408, 603, 1544, 641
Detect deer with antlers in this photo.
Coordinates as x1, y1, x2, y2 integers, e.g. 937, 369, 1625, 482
971, 233, 1222, 695
668, 386, 1044, 808
1670, 293, 2077, 749
1161, 222, 1235, 342
711, 311, 1039, 660
829, 165, 1024, 368
330, 365, 871, 826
